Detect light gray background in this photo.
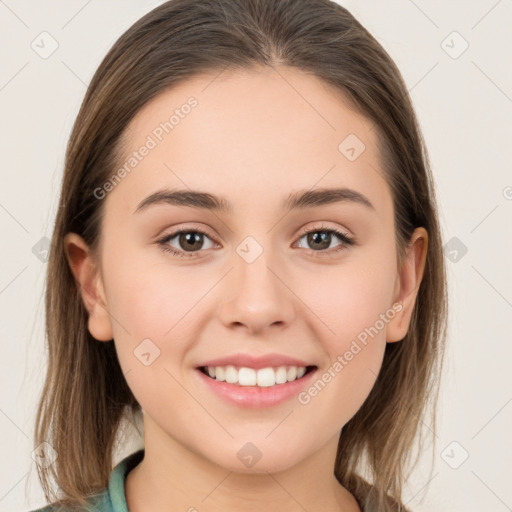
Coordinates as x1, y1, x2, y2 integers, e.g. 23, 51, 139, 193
1, 1, 511, 511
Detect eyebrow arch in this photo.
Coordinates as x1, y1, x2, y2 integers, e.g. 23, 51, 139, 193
134, 187, 375, 214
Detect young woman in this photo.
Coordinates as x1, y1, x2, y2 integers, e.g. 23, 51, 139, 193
31, 0, 448, 510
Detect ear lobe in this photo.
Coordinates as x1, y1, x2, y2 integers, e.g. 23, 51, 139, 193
64, 233, 113, 342
386, 227, 428, 343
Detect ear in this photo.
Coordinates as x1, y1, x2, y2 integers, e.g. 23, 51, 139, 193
63, 233, 114, 342
386, 227, 428, 343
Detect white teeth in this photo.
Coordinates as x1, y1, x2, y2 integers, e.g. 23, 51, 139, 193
224, 365, 238, 384
203, 365, 311, 387
275, 366, 288, 384
238, 367, 257, 386
256, 368, 275, 387
287, 366, 297, 381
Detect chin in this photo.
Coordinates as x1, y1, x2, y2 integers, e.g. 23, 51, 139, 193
205, 442, 306, 475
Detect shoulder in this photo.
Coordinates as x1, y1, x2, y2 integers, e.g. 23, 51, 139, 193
28, 449, 145, 512
27, 492, 110, 511
28, 492, 111, 511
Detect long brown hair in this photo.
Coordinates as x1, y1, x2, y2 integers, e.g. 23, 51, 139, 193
32, 0, 448, 510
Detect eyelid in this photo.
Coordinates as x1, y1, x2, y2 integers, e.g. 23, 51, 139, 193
157, 221, 352, 242
295, 221, 353, 239
156, 223, 217, 242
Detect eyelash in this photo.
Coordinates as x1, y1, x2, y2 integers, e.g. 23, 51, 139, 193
156, 223, 355, 259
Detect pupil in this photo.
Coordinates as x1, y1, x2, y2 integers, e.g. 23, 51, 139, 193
309, 231, 330, 250
181, 232, 203, 251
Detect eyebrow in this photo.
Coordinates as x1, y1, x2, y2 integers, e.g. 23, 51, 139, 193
134, 187, 375, 214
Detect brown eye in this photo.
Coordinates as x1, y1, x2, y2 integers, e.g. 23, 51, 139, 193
304, 231, 334, 251
296, 227, 354, 254
177, 232, 206, 252
158, 229, 216, 257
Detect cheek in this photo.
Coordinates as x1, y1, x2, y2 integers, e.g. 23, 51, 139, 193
296, 256, 396, 346
290, 256, 395, 410
104, 260, 200, 416
105, 252, 205, 340
295, 282, 388, 432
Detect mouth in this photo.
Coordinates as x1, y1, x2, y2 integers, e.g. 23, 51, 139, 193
197, 364, 318, 388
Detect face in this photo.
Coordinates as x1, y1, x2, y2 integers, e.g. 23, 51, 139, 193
66, 65, 426, 474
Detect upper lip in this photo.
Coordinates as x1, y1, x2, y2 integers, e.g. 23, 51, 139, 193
197, 353, 316, 370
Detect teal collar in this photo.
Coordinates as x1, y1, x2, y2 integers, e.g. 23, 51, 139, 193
107, 449, 144, 511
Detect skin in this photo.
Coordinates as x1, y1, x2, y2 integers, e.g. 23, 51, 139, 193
64, 65, 427, 512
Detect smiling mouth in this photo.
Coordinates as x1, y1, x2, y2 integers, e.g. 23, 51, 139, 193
198, 365, 317, 387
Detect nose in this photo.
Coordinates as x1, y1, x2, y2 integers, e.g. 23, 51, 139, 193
217, 251, 296, 335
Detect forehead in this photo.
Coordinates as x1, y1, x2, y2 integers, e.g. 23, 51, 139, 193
110, 65, 392, 219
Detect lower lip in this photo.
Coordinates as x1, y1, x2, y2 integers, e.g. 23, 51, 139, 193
195, 368, 317, 408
